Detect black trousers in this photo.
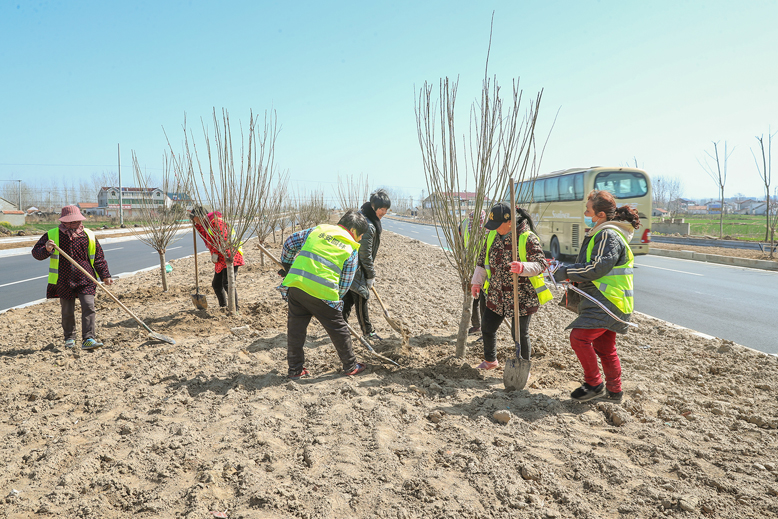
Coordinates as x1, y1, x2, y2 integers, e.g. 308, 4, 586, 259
286, 287, 357, 375
212, 266, 239, 309
342, 290, 374, 336
471, 292, 486, 329
481, 308, 532, 362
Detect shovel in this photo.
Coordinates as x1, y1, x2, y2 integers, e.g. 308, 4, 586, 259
255, 242, 401, 368
370, 286, 411, 347
503, 177, 531, 391
191, 224, 208, 310
51, 243, 176, 345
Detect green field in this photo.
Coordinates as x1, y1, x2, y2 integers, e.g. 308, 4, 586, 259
0, 219, 147, 234
681, 214, 772, 241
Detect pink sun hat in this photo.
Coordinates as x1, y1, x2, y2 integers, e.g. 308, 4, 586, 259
58, 205, 87, 222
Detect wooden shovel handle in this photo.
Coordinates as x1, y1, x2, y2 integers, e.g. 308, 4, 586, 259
370, 286, 390, 315
193, 224, 200, 292
510, 178, 520, 341
256, 241, 285, 269
50, 243, 153, 334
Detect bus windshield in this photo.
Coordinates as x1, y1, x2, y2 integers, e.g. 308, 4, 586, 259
593, 171, 648, 199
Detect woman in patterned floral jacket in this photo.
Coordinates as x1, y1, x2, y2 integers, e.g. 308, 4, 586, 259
470, 203, 546, 369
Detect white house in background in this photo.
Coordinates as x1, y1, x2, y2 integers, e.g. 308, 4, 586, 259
685, 205, 708, 215
652, 207, 669, 217
98, 187, 165, 218
0, 196, 25, 226
746, 202, 768, 216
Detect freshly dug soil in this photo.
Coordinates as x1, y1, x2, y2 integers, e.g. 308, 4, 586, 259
1, 232, 777, 518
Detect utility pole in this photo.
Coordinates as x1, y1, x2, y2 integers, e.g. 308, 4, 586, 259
118, 143, 124, 226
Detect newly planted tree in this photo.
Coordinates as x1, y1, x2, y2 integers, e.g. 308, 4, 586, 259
254, 171, 289, 264
415, 19, 547, 357
698, 141, 734, 239
169, 108, 280, 314
129, 151, 190, 292
336, 173, 369, 211
752, 128, 776, 243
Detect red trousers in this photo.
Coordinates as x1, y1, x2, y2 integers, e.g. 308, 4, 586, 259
569, 328, 622, 393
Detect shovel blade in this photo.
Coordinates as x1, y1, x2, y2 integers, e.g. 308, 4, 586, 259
503, 357, 531, 391
148, 332, 176, 345
192, 292, 208, 310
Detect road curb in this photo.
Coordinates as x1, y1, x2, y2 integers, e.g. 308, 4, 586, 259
649, 248, 778, 271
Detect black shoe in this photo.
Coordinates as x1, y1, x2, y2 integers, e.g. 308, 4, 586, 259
602, 390, 623, 403
468, 326, 481, 335
571, 382, 605, 402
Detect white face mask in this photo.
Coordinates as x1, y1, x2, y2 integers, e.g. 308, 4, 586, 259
584, 216, 595, 228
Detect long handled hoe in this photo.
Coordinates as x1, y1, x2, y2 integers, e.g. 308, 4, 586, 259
52, 243, 176, 345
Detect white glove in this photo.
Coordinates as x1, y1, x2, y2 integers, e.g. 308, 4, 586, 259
211, 253, 219, 263
366, 278, 375, 289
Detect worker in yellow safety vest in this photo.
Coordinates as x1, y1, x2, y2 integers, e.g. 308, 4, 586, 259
552, 190, 640, 404
31, 205, 113, 350
277, 210, 371, 380
470, 203, 550, 370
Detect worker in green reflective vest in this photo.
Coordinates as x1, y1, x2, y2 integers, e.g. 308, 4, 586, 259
31, 205, 113, 350
470, 203, 551, 370
277, 210, 370, 380
553, 190, 641, 404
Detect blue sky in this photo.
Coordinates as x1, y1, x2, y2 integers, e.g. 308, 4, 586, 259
1, 0, 777, 203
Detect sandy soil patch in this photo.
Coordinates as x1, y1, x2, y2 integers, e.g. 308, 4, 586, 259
1, 231, 777, 518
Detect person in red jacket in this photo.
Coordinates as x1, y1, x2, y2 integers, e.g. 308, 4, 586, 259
31, 205, 113, 350
191, 206, 245, 309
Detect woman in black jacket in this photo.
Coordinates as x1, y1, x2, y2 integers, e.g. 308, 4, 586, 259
342, 189, 391, 339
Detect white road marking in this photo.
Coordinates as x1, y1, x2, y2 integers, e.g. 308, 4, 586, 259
638, 264, 703, 276
411, 230, 419, 234
151, 246, 182, 254
103, 247, 124, 252
0, 275, 47, 288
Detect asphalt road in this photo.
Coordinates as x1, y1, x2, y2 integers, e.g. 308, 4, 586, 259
0, 229, 212, 312
383, 218, 778, 355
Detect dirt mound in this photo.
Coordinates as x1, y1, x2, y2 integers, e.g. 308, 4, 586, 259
1, 232, 777, 518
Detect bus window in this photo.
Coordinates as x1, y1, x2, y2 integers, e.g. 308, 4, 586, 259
594, 171, 648, 199
533, 179, 545, 202
559, 175, 576, 201
516, 181, 533, 203
574, 173, 584, 199
545, 177, 559, 202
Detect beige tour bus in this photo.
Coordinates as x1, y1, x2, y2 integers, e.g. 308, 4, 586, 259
513, 167, 652, 259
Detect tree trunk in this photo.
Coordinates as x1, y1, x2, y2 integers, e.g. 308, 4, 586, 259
226, 257, 237, 314
771, 227, 775, 260
158, 250, 168, 292
766, 192, 771, 243
454, 288, 473, 358
719, 191, 724, 238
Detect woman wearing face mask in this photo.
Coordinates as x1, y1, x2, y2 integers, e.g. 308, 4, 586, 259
470, 203, 551, 370
553, 190, 641, 403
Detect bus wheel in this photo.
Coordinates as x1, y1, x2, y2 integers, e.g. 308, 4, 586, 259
550, 236, 561, 260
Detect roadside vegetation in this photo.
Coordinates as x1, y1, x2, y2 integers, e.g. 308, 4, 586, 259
676, 214, 770, 241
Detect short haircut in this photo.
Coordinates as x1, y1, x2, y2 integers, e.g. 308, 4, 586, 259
338, 210, 369, 236
370, 189, 391, 210
190, 205, 207, 219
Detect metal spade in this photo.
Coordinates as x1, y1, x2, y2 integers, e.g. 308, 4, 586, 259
503, 177, 531, 391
